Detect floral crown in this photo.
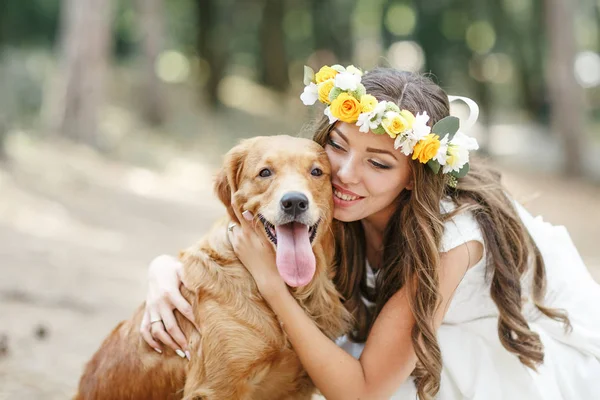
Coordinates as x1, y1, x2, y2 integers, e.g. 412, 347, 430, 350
300, 64, 479, 186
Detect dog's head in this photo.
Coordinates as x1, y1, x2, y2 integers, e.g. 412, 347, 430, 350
215, 135, 333, 287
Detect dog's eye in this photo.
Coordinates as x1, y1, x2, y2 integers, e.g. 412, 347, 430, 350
259, 168, 272, 178
311, 168, 323, 177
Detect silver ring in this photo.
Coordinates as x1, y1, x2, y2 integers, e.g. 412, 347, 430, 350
227, 222, 236, 232
150, 319, 163, 324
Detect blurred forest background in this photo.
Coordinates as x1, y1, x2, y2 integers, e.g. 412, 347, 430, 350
0, 0, 599, 398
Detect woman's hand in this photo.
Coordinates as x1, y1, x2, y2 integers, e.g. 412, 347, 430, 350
140, 254, 197, 359
227, 206, 285, 297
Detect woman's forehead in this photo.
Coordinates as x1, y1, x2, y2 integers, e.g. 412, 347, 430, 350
332, 122, 396, 152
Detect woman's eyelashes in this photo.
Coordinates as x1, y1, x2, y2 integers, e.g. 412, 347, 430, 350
327, 138, 344, 151
370, 160, 391, 170
327, 139, 391, 170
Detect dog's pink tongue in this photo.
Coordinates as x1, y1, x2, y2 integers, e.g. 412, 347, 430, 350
275, 223, 315, 287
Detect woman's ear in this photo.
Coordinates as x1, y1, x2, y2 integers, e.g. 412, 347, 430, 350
213, 143, 248, 223
405, 178, 414, 191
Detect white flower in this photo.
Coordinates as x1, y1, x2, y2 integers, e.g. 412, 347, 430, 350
434, 134, 449, 165
396, 132, 423, 156
334, 71, 361, 91
300, 83, 318, 105
324, 106, 338, 124
355, 101, 386, 133
451, 131, 479, 151
345, 65, 363, 76
412, 112, 431, 139
356, 112, 372, 133
394, 134, 408, 152
395, 134, 417, 156
394, 111, 433, 156
442, 131, 479, 173
369, 101, 387, 126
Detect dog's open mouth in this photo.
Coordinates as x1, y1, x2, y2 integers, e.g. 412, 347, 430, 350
258, 214, 320, 287
258, 215, 319, 246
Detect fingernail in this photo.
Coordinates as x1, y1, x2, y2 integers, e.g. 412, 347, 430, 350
185, 350, 191, 360
242, 210, 253, 221
176, 349, 186, 359
154, 348, 162, 354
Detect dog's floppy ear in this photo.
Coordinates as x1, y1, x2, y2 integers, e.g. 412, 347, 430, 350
214, 142, 249, 224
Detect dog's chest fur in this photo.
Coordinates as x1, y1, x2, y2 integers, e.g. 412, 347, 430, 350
178, 219, 351, 389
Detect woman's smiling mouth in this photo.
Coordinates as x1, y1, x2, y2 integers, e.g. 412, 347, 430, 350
332, 184, 365, 207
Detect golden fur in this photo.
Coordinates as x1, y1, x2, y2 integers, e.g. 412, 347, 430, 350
76, 136, 352, 400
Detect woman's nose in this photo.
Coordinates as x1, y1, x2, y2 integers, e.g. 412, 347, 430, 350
336, 156, 360, 185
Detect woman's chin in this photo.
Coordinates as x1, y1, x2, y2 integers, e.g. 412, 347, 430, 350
333, 208, 360, 223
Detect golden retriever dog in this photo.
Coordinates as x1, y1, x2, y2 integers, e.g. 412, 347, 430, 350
76, 136, 352, 400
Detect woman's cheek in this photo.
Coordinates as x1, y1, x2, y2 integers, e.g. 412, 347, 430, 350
324, 148, 340, 175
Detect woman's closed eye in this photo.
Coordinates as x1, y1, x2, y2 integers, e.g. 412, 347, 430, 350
370, 160, 391, 170
327, 138, 344, 151
328, 138, 390, 169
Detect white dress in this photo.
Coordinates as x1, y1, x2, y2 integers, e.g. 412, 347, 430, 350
336, 199, 600, 399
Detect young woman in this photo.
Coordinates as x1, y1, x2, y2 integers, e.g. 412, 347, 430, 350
140, 67, 600, 399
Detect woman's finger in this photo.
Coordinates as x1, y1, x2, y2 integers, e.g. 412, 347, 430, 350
140, 310, 162, 353
176, 262, 193, 292
148, 304, 162, 327
230, 195, 252, 231
151, 322, 185, 358
159, 303, 189, 355
170, 288, 199, 330
228, 199, 272, 253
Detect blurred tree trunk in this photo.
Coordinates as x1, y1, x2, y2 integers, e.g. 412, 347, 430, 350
134, 0, 166, 126
0, 119, 6, 161
414, 0, 446, 79
468, 0, 492, 154
380, 0, 394, 49
48, 0, 113, 148
490, 0, 546, 119
259, 0, 288, 91
196, 0, 230, 109
473, 64, 491, 155
0, 1, 6, 46
524, 0, 547, 119
545, 0, 586, 176
310, 0, 355, 64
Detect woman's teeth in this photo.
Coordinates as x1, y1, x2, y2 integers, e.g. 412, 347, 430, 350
334, 189, 360, 201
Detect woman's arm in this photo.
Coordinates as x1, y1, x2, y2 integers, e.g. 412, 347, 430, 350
230, 213, 482, 399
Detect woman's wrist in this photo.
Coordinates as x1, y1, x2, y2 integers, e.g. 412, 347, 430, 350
257, 274, 287, 304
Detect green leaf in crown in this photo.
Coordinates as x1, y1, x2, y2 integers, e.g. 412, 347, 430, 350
427, 159, 441, 174
372, 125, 387, 135
328, 87, 343, 102
304, 66, 315, 85
452, 162, 470, 178
432, 116, 460, 141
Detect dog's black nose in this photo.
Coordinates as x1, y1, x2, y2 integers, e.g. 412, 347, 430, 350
281, 192, 309, 217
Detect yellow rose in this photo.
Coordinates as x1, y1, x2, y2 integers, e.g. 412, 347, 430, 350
318, 79, 335, 104
330, 92, 361, 123
399, 109, 416, 129
412, 134, 441, 163
315, 66, 338, 83
381, 112, 409, 139
360, 94, 378, 113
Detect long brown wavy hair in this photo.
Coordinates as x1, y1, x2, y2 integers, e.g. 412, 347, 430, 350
309, 68, 570, 399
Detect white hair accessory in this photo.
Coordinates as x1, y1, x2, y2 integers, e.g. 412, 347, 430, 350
448, 95, 480, 132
